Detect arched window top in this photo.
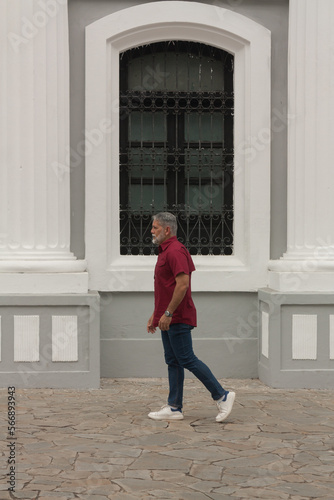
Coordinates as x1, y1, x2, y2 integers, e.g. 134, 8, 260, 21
121, 41, 233, 92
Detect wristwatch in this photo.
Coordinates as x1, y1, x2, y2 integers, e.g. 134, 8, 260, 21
164, 310, 173, 317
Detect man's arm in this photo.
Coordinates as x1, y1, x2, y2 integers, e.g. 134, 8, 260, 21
158, 273, 189, 331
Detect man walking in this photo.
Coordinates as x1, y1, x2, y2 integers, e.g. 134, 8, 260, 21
147, 212, 235, 422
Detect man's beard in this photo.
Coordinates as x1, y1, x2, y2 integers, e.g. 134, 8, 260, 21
152, 234, 164, 245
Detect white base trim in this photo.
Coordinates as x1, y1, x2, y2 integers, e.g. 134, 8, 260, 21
269, 271, 334, 292
104, 254, 266, 292
0, 259, 87, 273
269, 258, 334, 272
0, 272, 88, 294
269, 258, 334, 292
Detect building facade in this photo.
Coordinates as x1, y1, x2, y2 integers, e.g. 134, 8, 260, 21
0, 0, 333, 388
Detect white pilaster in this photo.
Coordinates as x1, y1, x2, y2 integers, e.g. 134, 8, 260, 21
0, 0, 87, 293
269, 0, 334, 291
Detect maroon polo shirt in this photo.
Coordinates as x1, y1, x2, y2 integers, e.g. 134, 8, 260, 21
153, 236, 197, 328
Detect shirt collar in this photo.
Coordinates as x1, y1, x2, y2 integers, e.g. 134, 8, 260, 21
159, 235, 177, 253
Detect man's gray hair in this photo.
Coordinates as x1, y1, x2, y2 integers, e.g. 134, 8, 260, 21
153, 212, 178, 235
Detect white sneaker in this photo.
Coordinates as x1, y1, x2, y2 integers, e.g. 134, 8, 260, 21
216, 391, 235, 422
148, 405, 184, 421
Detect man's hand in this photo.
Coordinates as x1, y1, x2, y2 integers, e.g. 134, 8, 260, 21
158, 314, 172, 331
147, 314, 156, 334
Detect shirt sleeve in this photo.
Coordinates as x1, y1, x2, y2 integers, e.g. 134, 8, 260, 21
168, 248, 192, 278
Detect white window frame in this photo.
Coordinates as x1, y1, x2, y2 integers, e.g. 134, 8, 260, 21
85, 1, 271, 292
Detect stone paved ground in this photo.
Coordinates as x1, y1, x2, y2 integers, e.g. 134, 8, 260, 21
0, 378, 334, 500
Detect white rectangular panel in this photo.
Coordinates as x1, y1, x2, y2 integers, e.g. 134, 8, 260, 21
14, 316, 39, 362
329, 315, 334, 360
52, 316, 78, 362
261, 311, 269, 358
292, 314, 317, 360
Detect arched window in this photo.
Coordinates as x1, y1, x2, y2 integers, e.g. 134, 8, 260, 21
85, 2, 271, 291
119, 41, 234, 256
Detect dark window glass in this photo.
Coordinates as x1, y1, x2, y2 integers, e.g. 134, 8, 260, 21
119, 41, 234, 255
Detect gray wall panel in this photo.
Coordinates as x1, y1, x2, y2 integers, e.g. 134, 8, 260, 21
0, 293, 100, 389
101, 337, 258, 378
100, 292, 259, 378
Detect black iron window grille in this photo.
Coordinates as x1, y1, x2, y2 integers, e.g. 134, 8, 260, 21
119, 41, 234, 255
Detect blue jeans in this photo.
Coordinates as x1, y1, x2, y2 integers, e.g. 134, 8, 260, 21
161, 323, 225, 409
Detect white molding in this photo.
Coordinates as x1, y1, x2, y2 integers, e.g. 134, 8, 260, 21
86, 1, 271, 291
261, 311, 269, 359
14, 315, 39, 362
52, 316, 78, 362
330, 315, 334, 360
292, 314, 317, 360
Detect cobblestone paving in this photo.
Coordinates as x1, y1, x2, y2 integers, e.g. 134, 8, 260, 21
1, 378, 334, 499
